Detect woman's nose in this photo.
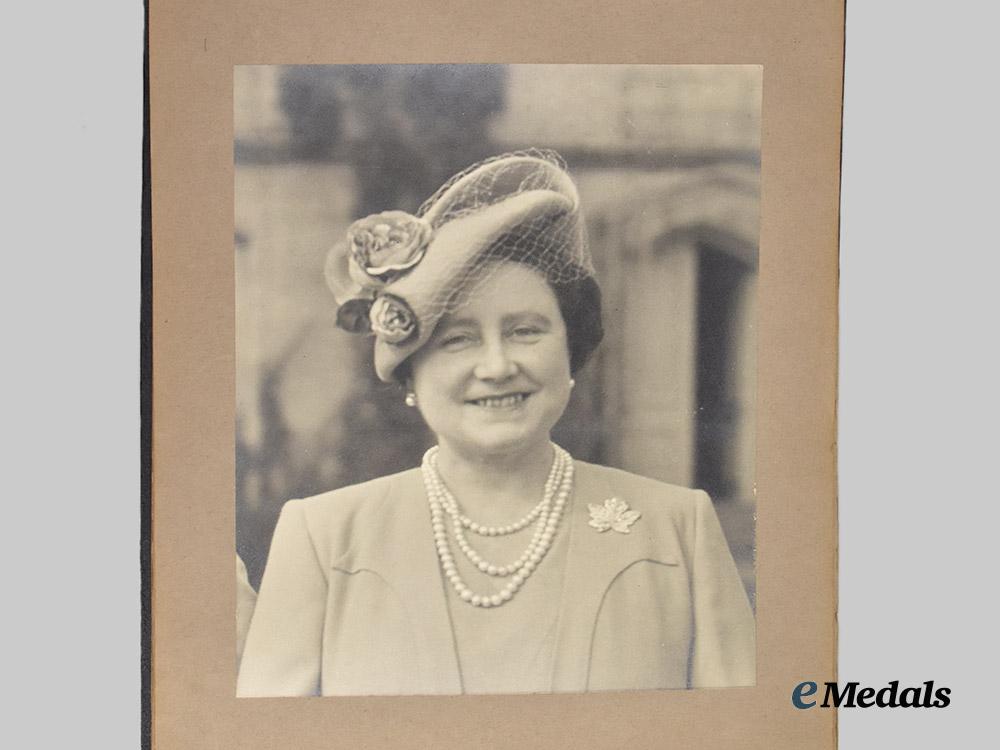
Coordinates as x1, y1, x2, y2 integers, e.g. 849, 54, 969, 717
473, 338, 518, 381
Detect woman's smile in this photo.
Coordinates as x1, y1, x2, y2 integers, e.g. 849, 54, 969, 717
465, 391, 533, 410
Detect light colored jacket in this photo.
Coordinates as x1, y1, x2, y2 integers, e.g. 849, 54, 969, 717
237, 461, 755, 696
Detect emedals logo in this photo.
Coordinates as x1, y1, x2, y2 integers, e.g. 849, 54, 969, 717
792, 680, 951, 709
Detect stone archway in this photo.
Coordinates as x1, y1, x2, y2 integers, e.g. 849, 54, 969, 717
589, 165, 759, 596
590, 166, 759, 484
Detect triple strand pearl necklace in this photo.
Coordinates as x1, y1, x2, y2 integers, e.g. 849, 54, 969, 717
420, 444, 574, 608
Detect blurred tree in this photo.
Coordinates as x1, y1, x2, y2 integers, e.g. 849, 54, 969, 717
280, 65, 508, 211
400, 65, 508, 194
280, 67, 346, 159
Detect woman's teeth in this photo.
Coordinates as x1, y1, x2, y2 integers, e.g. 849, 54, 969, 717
472, 394, 527, 408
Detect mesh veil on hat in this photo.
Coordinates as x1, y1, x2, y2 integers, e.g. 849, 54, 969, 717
324, 149, 595, 382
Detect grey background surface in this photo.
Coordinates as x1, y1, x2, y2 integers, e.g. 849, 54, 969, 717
837, 2, 998, 745
2, 1, 997, 748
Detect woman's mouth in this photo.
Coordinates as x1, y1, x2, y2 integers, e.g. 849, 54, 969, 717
467, 393, 531, 409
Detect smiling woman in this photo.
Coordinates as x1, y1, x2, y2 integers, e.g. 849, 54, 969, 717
236, 150, 755, 696
409, 263, 574, 462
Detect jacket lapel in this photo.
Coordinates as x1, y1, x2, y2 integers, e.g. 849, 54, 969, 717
550, 462, 673, 692
345, 469, 463, 694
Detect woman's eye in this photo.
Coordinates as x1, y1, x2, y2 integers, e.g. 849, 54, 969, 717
510, 326, 543, 340
440, 333, 474, 349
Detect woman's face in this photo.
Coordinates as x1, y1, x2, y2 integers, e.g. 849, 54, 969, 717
409, 262, 573, 461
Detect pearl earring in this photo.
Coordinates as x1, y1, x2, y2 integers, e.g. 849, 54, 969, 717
569, 378, 576, 388
405, 392, 418, 407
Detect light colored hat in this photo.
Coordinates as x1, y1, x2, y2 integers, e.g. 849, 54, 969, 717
325, 149, 594, 382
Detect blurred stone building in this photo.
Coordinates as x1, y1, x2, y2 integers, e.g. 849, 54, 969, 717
234, 65, 760, 598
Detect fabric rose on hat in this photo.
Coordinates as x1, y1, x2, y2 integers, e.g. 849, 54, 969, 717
369, 294, 418, 345
348, 211, 431, 286
324, 210, 431, 335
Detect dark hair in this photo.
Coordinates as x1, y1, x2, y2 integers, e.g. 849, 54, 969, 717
549, 273, 604, 374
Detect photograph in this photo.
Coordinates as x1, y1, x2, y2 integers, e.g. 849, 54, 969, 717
232, 64, 761, 696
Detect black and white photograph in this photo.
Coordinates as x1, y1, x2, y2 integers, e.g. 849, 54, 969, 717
233, 64, 761, 696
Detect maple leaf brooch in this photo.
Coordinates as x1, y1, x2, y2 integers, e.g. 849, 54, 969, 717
587, 497, 641, 534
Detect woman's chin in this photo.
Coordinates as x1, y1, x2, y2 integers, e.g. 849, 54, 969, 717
453, 426, 550, 459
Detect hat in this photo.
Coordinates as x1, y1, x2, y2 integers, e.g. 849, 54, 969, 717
324, 149, 594, 382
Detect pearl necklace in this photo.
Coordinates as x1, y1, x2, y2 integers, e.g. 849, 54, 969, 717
431, 449, 565, 577
420, 444, 574, 608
